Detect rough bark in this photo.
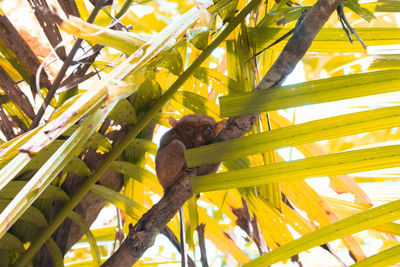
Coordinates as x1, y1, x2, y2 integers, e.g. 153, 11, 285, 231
102, 0, 344, 265
101, 170, 194, 267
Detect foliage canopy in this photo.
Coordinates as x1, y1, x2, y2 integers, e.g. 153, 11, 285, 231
0, 0, 399, 266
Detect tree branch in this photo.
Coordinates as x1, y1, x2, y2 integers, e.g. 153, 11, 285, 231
101, 171, 194, 266
217, 0, 343, 141
256, 0, 342, 90
197, 224, 209, 267
100, 0, 343, 265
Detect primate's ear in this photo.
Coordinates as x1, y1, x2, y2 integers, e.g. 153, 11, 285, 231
168, 117, 178, 128
215, 119, 227, 135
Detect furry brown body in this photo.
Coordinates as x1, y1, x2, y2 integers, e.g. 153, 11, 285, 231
155, 114, 225, 191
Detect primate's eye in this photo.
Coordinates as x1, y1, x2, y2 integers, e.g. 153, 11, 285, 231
203, 126, 213, 136
185, 127, 194, 134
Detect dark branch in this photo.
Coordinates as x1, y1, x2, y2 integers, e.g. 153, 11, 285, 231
101, 171, 194, 267
257, 0, 344, 90
197, 224, 209, 267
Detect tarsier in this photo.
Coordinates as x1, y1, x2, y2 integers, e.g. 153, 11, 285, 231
155, 114, 225, 266
156, 114, 226, 192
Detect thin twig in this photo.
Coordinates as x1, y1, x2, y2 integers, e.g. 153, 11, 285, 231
179, 207, 188, 267
336, 3, 367, 50
248, 10, 308, 62
161, 227, 196, 267
197, 224, 209, 267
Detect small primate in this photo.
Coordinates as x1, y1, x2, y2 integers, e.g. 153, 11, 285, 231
155, 114, 225, 267
155, 114, 226, 191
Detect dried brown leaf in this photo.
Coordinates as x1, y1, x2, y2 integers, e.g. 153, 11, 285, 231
0, 105, 15, 140
0, 66, 35, 120
57, 0, 80, 17
0, 14, 51, 91
27, 0, 67, 60
17, 29, 58, 79
89, 0, 113, 7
